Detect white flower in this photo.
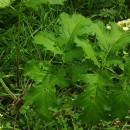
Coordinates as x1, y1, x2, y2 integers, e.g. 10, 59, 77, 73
106, 25, 111, 30
122, 26, 129, 31
0, 113, 3, 117
117, 21, 125, 27
117, 18, 130, 29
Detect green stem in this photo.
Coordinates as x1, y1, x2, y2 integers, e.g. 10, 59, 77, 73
9, 5, 16, 10
16, 1, 22, 88
0, 78, 17, 100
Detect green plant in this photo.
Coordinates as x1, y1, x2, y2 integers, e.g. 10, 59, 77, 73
1, 0, 130, 129
23, 12, 130, 126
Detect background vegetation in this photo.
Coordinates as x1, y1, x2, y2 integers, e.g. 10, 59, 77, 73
1, 0, 130, 129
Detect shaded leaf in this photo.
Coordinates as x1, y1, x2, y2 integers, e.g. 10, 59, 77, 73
124, 57, 130, 77
71, 62, 91, 82
24, 60, 50, 83
62, 48, 84, 62
72, 73, 109, 124
55, 68, 69, 88
110, 79, 130, 119
24, 76, 58, 120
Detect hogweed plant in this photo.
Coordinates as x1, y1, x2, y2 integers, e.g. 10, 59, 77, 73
117, 18, 130, 31
1, 0, 130, 128
23, 12, 130, 125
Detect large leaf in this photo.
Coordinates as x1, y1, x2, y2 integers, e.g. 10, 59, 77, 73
110, 79, 130, 119
72, 73, 110, 124
24, 76, 58, 120
75, 37, 100, 67
110, 33, 130, 53
90, 21, 122, 51
33, 31, 63, 54
0, 0, 11, 8
59, 13, 92, 46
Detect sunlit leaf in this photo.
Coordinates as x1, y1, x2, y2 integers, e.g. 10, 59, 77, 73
75, 37, 100, 67
111, 33, 130, 53
90, 21, 122, 51
60, 12, 92, 45
0, 0, 11, 8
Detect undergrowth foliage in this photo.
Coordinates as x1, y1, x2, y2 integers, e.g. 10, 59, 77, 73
24, 12, 130, 125
1, 0, 130, 129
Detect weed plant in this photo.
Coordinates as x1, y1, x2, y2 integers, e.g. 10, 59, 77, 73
0, 0, 130, 129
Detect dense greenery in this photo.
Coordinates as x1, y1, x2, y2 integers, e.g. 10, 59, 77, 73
1, 0, 130, 129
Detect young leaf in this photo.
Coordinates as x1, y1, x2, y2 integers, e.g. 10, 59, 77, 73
33, 31, 63, 54
75, 37, 100, 67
